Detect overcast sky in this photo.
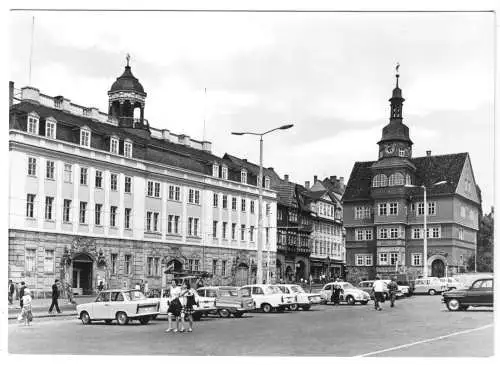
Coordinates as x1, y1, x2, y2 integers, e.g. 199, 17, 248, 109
9, 11, 495, 210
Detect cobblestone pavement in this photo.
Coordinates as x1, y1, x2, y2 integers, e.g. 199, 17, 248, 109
8, 295, 494, 356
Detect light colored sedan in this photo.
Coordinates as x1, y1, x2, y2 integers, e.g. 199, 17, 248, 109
76, 289, 160, 325
276, 284, 322, 311
320, 282, 371, 305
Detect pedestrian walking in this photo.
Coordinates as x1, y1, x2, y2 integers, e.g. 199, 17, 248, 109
387, 276, 399, 308
180, 282, 198, 333
98, 281, 104, 292
19, 282, 26, 308
331, 277, 342, 305
372, 276, 386, 311
8, 279, 15, 305
165, 280, 183, 333
19, 288, 33, 326
65, 281, 76, 305
48, 279, 62, 314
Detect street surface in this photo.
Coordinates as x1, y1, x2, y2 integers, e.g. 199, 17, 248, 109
8, 296, 493, 356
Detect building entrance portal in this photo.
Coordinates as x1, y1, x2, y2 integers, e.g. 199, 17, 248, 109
431, 259, 446, 278
72, 253, 93, 295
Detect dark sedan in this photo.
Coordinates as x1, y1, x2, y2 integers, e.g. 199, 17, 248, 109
442, 277, 493, 311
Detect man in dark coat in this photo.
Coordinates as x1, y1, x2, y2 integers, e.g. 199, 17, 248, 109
8, 280, 15, 305
49, 279, 62, 314
19, 281, 26, 308
387, 277, 399, 308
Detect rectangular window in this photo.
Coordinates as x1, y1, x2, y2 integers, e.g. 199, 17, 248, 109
195, 190, 200, 204
412, 253, 422, 266
125, 176, 132, 193
168, 185, 181, 201
80, 129, 91, 147
124, 255, 131, 275
167, 215, 180, 234
356, 255, 364, 266
212, 164, 219, 178
25, 249, 36, 273
222, 166, 228, 180
213, 220, 218, 238
147, 181, 154, 196
194, 259, 199, 272
27, 117, 38, 134
266, 203, 271, 216
26, 194, 35, 218
365, 229, 373, 240
389, 202, 398, 215
147, 257, 153, 276
365, 255, 373, 266
389, 252, 399, 265
458, 227, 464, 240
111, 253, 117, 274
250, 226, 255, 242
95, 170, 103, 188
110, 174, 118, 191
188, 217, 193, 236
417, 202, 425, 216
428, 202, 436, 215
212, 260, 218, 275
412, 228, 421, 239
79, 202, 87, 224
232, 197, 237, 210
222, 260, 227, 276
124, 141, 133, 158
231, 223, 236, 240
80, 167, 88, 185
64, 164, 72, 183
193, 218, 199, 237
432, 226, 440, 238
154, 257, 159, 276
213, 193, 218, 207
378, 203, 387, 216
110, 206, 117, 227
188, 189, 195, 203
110, 138, 119, 154
250, 201, 255, 214
390, 227, 399, 239
379, 253, 388, 265
124, 208, 131, 229
241, 198, 246, 212
222, 222, 227, 239
379, 228, 388, 239
241, 224, 246, 241
44, 250, 54, 273
152, 212, 159, 231
356, 229, 364, 241
46, 160, 55, 180
154, 182, 161, 198
222, 195, 228, 209
241, 170, 247, 184
266, 227, 269, 245
264, 177, 270, 189
95, 204, 102, 225
146, 212, 152, 231
28, 157, 37, 176
63, 199, 71, 222
174, 216, 180, 234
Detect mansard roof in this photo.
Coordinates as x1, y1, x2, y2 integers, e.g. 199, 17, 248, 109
343, 152, 472, 203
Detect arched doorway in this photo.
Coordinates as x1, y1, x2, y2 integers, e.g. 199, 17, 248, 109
235, 263, 249, 286
167, 259, 183, 273
431, 259, 445, 278
73, 253, 93, 295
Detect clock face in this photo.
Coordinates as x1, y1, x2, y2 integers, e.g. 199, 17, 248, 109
385, 144, 394, 154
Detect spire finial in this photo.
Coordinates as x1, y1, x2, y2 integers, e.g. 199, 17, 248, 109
126, 53, 131, 67
395, 62, 400, 87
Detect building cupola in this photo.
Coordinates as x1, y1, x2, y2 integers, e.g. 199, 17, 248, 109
108, 54, 149, 132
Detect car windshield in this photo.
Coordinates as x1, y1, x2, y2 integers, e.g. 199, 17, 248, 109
290, 286, 304, 293
267, 286, 283, 294
205, 290, 218, 298
124, 290, 146, 301
343, 283, 355, 290
239, 288, 251, 297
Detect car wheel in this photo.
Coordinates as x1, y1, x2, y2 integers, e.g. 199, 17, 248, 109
139, 316, 151, 325
446, 299, 461, 311
302, 305, 311, 311
104, 319, 113, 325
80, 311, 91, 325
289, 303, 299, 311
262, 303, 272, 313
116, 311, 129, 325
346, 296, 355, 305
218, 308, 231, 318
428, 289, 436, 296
233, 312, 244, 318
360, 301, 368, 305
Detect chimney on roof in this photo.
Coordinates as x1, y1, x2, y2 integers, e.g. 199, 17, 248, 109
331, 175, 337, 182
305, 181, 310, 189
268, 167, 274, 171
179, 134, 191, 147
284, 174, 289, 182
314, 175, 318, 183
339, 177, 344, 185
9, 81, 14, 108
426, 150, 432, 156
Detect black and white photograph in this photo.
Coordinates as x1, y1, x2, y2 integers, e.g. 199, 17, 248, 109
3, 0, 496, 359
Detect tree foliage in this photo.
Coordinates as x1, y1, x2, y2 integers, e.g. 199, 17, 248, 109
468, 207, 494, 272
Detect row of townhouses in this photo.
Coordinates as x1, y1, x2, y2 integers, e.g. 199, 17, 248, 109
8, 61, 347, 295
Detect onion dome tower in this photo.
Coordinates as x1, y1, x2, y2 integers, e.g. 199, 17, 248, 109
108, 54, 149, 132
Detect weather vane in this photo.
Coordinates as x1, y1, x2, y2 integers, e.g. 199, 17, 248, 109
126, 53, 131, 67
395, 62, 400, 76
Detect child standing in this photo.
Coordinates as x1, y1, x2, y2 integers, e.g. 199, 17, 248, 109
20, 288, 33, 326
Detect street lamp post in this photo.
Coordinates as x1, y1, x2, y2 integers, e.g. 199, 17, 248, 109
405, 181, 447, 278
232, 123, 294, 284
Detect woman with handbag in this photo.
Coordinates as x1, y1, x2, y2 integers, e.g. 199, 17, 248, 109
180, 282, 198, 333
165, 280, 183, 333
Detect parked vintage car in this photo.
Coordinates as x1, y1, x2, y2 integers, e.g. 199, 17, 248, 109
357, 280, 389, 300
156, 287, 216, 321
442, 277, 494, 311
197, 286, 255, 318
439, 277, 465, 291
412, 277, 447, 295
239, 284, 293, 313
276, 284, 322, 311
381, 280, 409, 298
320, 282, 371, 305
76, 289, 160, 325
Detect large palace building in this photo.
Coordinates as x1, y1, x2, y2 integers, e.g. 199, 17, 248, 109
8, 61, 277, 295
343, 72, 482, 283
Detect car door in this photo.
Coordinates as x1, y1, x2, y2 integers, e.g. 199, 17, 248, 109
110, 291, 127, 319
464, 280, 487, 305
93, 291, 111, 319
251, 286, 265, 306
322, 284, 332, 300
481, 279, 494, 305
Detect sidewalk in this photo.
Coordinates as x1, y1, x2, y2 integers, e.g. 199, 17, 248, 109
7, 296, 95, 320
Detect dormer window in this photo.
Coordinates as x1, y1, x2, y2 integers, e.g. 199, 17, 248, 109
80, 127, 91, 148
27, 113, 39, 134
110, 136, 119, 154
264, 176, 270, 189
221, 165, 228, 180
45, 118, 57, 139
124, 140, 133, 158
241, 169, 247, 184
212, 163, 219, 178
372, 174, 388, 187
